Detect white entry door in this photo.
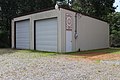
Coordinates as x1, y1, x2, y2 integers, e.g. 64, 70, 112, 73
66, 31, 72, 52
35, 18, 57, 52
16, 20, 30, 49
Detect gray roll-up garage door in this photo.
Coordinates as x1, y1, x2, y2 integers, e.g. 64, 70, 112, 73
35, 18, 57, 52
16, 20, 30, 49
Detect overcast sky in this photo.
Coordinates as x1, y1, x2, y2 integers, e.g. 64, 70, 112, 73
114, 0, 120, 12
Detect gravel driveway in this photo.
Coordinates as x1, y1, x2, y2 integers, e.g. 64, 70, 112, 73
0, 49, 120, 80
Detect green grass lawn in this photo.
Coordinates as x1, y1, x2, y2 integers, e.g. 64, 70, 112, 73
15, 48, 120, 59
15, 50, 58, 58
71, 48, 120, 54
0, 49, 58, 59
0, 48, 120, 59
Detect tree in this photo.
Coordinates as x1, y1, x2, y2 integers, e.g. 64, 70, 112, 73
0, 0, 18, 31
17, 0, 53, 14
72, 0, 116, 20
0, 0, 18, 47
0, 0, 53, 47
107, 12, 120, 47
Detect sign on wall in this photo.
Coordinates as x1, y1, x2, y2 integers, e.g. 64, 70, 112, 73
65, 13, 73, 31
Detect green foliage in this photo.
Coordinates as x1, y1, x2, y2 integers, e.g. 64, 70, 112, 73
0, 0, 53, 48
0, 31, 10, 48
17, 0, 53, 14
107, 12, 120, 47
72, 0, 116, 19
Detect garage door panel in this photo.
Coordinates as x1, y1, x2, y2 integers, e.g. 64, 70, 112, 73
37, 45, 57, 48
16, 29, 28, 32
37, 27, 57, 30
36, 41, 57, 45
16, 26, 28, 29
36, 18, 57, 52
16, 38, 29, 41
16, 33, 29, 35
36, 26, 57, 31
36, 30, 57, 34
16, 45, 29, 49
16, 20, 30, 49
16, 36, 29, 38
36, 46, 57, 52
16, 39, 29, 42
16, 42, 29, 45
16, 34, 29, 38
36, 34, 57, 38
36, 36, 57, 40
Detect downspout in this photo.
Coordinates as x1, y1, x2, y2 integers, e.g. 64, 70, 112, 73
75, 13, 78, 51
75, 13, 77, 39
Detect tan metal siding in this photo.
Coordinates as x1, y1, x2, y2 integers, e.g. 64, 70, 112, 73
77, 15, 109, 51
60, 8, 109, 52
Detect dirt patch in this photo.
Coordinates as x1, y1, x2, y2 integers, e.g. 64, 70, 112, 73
86, 53, 120, 60
67, 52, 120, 61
